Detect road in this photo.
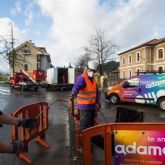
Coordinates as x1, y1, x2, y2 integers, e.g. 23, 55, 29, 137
0, 86, 164, 165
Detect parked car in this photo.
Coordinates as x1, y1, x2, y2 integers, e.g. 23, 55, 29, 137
105, 73, 165, 111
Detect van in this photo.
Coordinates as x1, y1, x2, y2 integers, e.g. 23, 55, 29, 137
105, 73, 165, 111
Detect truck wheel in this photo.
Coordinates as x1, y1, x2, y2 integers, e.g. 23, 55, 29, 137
11, 85, 15, 89
158, 97, 165, 111
109, 94, 120, 104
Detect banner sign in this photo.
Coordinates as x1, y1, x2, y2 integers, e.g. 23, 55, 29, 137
114, 130, 165, 165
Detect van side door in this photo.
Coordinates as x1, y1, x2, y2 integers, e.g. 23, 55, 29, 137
122, 77, 141, 102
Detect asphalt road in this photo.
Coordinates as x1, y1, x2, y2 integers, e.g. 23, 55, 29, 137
0, 86, 164, 165
0, 87, 71, 165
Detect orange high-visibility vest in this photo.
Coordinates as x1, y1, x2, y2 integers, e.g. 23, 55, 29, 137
77, 73, 97, 105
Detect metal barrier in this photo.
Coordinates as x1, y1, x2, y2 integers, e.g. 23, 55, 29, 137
12, 102, 50, 164
82, 122, 165, 165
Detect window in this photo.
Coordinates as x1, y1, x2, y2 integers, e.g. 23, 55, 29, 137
128, 69, 132, 77
127, 77, 140, 87
22, 48, 30, 54
157, 48, 164, 60
24, 64, 28, 71
158, 66, 164, 73
136, 68, 140, 75
37, 63, 41, 70
128, 55, 132, 64
37, 55, 41, 62
136, 52, 140, 62
122, 57, 125, 65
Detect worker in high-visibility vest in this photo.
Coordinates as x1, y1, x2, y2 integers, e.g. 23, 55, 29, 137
0, 110, 36, 153
72, 61, 101, 131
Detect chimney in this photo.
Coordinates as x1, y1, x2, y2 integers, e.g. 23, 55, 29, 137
29, 40, 35, 45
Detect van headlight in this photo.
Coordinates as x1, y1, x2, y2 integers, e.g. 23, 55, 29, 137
108, 86, 112, 90
105, 86, 112, 93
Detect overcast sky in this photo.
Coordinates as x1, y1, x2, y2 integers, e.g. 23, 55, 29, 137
0, 0, 165, 72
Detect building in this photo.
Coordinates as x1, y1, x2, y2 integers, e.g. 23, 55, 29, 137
9, 40, 51, 76
119, 38, 165, 78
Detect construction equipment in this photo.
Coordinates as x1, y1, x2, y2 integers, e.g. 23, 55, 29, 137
9, 70, 38, 91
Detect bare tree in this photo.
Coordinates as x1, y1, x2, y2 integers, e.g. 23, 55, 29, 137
70, 52, 91, 75
85, 29, 118, 75
0, 27, 24, 76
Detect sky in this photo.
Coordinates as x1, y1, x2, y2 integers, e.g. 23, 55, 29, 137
0, 0, 165, 72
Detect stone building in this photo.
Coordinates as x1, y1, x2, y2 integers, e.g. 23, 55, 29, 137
119, 38, 165, 78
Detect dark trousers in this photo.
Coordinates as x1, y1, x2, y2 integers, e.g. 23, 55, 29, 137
80, 110, 96, 131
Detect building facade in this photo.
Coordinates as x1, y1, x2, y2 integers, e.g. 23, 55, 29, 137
119, 38, 165, 79
9, 40, 51, 76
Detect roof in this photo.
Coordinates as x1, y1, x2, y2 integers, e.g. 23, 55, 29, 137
14, 41, 49, 55
38, 47, 48, 54
119, 37, 165, 55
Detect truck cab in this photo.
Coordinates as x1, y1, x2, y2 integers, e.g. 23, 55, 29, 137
105, 73, 165, 111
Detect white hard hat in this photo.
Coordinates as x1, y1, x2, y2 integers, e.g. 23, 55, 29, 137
87, 61, 98, 71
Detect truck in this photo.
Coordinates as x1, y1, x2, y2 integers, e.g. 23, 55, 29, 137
46, 67, 75, 91
105, 72, 165, 111
9, 70, 40, 91
28, 70, 46, 84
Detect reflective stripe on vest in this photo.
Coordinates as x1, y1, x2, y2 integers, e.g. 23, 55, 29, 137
77, 73, 97, 105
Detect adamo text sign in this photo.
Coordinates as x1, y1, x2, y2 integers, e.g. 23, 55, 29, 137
115, 130, 165, 165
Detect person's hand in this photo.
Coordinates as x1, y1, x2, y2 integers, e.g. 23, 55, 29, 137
96, 103, 101, 111
71, 93, 77, 99
18, 118, 36, 128
11, 141, 23, 154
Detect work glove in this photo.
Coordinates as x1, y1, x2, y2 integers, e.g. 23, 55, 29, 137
71, 93, 77, 99
18, 118, 36, 128
11, 141, 23, 154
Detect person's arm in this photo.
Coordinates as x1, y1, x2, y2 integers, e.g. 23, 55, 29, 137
0, 111, 18, 125
0, 140, 24, 154
0, 110, 36, 128
71, 76, 86, 96
0, 141, 12, 153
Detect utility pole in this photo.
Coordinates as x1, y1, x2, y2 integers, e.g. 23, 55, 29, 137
10, 23, 15, 76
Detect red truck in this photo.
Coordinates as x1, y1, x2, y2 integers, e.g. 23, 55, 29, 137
10, 70, 46, 91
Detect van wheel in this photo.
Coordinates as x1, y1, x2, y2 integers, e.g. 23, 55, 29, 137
158, 97, 165, 111
109, 94, 120, 104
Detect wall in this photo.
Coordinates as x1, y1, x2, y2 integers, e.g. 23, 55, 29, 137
119, 47, 146, 78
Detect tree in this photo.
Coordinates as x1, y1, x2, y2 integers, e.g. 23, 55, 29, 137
0, 24, 24, 76
70, 52, 91, 74
85, 29, 118, 75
